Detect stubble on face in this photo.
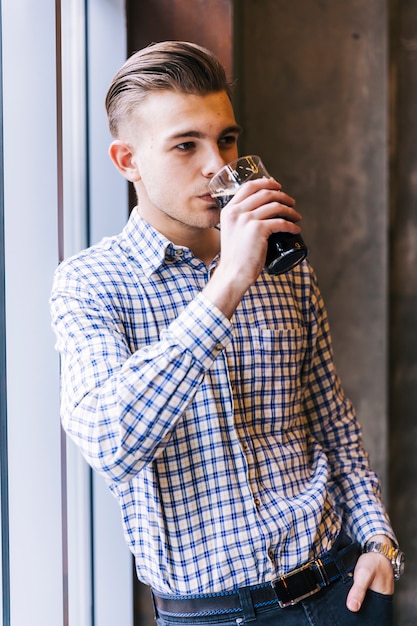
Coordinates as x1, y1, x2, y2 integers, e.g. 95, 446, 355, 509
126, 90, 239, 248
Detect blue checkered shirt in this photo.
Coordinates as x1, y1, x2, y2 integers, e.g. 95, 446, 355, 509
50, 209, 394, 595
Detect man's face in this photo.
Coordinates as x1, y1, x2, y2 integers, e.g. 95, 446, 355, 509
127, 90, 240, 240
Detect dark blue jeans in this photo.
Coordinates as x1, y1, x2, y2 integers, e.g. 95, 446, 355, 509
154, 578, 393, 626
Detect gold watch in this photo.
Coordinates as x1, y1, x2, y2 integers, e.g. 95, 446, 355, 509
364, 541, 405, 580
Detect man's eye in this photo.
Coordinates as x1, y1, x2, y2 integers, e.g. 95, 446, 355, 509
219, 135, 238, 146
176, 142, 195, 151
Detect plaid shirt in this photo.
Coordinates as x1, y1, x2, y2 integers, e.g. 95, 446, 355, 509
50, 208, 394, 595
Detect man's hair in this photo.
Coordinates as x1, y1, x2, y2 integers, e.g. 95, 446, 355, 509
105, 41, 233, 138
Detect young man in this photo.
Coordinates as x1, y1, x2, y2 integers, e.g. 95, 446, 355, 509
50, 41, 403, 625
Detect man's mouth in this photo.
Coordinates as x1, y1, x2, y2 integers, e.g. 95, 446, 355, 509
199, 192, 214, 201
199, 192, 218, 207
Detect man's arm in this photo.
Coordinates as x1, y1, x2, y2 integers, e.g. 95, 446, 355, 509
50, 276, 232, 481
203, 178, 301, 318
298, 270, 398, 610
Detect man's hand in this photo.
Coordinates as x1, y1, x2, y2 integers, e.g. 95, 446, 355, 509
346, 536, 395, 612
204, 177, 301, 319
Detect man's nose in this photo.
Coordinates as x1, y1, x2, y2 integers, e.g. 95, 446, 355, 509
202, 149, 228, 179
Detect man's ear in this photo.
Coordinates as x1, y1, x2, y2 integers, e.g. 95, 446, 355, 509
108, 140, 141, 182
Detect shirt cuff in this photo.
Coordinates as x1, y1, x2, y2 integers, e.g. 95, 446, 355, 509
354, 516, 398, 549
162, 293, 234, 370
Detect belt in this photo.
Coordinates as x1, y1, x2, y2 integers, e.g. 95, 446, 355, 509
153, 541, 362, 616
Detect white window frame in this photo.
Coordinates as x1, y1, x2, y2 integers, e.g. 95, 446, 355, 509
1, 0, 131, 624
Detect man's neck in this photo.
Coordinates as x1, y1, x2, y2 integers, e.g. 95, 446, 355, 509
135, 206, 220, 266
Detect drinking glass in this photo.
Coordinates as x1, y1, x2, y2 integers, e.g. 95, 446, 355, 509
208, 155, 307, 275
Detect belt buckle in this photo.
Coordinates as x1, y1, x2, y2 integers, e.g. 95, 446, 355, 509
271, 558, 327, 608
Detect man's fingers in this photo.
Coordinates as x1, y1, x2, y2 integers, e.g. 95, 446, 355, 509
346, 557, 374, 612
346, 583, 366, 612
346, 552, 394, 613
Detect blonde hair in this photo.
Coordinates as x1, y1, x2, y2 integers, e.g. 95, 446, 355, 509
105, 41, 233, 138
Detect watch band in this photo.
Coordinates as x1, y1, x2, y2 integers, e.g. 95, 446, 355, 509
364, 541, 405, 580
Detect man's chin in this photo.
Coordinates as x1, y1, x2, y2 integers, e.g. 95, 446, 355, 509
206, 209, 221, 228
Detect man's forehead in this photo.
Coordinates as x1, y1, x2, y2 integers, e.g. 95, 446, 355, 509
127, 90, 239, 142
138, 89, 236, 121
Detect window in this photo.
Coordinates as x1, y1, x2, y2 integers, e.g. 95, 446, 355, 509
1, 1, 131, 624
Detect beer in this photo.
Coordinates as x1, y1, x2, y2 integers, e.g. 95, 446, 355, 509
208, 156, 308, 275
211, 189, 238, 210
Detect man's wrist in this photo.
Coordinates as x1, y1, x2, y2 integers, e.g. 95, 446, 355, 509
363, 536, 405, 580
203, 267, 248, 319
364, 534, 394, 548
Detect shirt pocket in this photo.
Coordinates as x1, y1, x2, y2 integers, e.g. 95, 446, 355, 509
230, 326, 306, 432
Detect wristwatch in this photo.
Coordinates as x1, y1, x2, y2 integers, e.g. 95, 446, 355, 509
364, 541, 405, 580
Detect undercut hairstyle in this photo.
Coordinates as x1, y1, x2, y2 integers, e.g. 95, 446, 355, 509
105, 40, 234, 138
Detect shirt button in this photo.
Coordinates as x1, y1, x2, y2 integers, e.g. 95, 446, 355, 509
268, 549, 275, 560
242, 441, 249, 450
254, 497, 261, 508
215, 343, 223, 352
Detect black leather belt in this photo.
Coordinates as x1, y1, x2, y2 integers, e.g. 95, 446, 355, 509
271, 541, 361, 608
153, 541, 362, 616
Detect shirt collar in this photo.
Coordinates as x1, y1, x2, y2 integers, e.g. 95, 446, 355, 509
119, 207, 196, 277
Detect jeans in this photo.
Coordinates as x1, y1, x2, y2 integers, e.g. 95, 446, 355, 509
154, 578, 393, 626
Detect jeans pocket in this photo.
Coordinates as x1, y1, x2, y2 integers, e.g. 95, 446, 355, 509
318, 578, 393, 626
